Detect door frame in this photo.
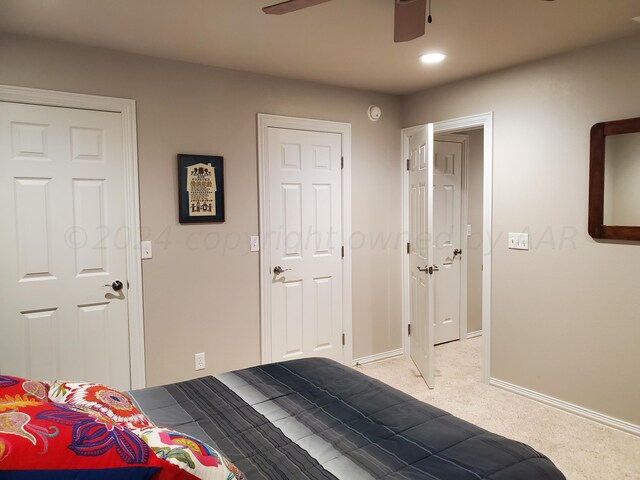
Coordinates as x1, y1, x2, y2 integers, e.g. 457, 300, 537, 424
0, 84, 146, 389
402, 112, 493, 383
257, 114, 352, 366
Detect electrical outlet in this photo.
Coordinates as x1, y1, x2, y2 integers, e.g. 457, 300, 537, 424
195, 352, 206, 371
508, 232, 529, 250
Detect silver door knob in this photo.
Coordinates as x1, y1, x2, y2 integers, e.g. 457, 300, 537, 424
417, 265, 439, 275
453, 248, 462, 257
273, 266, 291, 275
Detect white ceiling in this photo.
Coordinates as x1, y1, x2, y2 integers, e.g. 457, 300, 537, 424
1, 0, 639, 94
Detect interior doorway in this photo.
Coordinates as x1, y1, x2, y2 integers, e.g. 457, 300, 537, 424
432, 133, 467, 345
433, 129, 485, 347
0, 84, 146, 391
257, 114, 353, 367
402, 113, 493, 386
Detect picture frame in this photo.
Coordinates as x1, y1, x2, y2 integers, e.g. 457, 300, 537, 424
178, 154, 225, 223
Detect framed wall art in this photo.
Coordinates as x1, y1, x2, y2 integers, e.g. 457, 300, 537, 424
178, 154, 225, 223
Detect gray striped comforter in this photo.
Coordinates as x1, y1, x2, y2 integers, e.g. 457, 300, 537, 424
128, 357, 565, 479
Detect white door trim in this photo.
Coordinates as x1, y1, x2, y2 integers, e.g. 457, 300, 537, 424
257, 113, 352, 366
0, 84, 146, 389
402, 112, 493, 383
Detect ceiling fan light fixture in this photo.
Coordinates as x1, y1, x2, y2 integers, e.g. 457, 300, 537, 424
420, 53, 446, 64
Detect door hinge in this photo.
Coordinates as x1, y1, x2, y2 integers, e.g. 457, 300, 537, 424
341, 246, 344, 258
406, 242, 410, 254
341, 156, 344, 169
127, 280, 130, 290
408, 324, 411, 336
406, 158, 410, 171
342, 333, 346, 345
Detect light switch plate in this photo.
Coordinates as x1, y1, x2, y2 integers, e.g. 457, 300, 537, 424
141, 240, 152, 259
250, 235, 260, 252
508, 232, 529, 250
466, 224, 472, 236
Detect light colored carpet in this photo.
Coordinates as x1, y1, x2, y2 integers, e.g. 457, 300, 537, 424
357, 337, 640, 480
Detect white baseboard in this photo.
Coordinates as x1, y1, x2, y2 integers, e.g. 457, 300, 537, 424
490, 377, 640, 437
467, 330, 482, 339
353, 348, 403, 366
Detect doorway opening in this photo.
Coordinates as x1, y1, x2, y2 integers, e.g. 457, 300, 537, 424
434, 129, 484, 344
402, 112, 493, 387
432, 127, 484, 382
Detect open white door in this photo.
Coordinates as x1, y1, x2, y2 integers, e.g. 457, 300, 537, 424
408, 124, 435, 387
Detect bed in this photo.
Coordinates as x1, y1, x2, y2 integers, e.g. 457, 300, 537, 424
127, 357, 566, 480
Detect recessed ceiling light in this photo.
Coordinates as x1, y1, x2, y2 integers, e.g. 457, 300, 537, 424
420, 53, 446, 64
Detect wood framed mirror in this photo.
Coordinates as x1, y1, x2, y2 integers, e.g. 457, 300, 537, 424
588, 116, 640, 241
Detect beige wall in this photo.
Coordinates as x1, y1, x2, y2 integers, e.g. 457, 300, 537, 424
0, 33, 403, 385
463, 129, 484, 334
403, 34, 640, 425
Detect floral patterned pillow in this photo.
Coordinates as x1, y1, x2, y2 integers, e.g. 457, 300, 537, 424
46, 381, 152, 429
2, 379, 242, 480
0, 375, 48, 402
0, 399, 194, 479
135, 426, 244, 480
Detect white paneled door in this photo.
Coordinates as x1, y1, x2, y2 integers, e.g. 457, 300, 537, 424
267, 127, 343, 363
433, 139, 463, 345
0, 102, 131, 391
408, 124, 435, 387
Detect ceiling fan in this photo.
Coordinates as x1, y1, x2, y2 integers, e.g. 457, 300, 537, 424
263, 0, 432, 43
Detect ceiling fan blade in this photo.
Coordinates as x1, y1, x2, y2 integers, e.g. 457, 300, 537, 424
394, 0, 426, 42
263, 0, 332, 15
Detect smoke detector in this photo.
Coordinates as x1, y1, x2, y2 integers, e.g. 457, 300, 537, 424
368, 105, 382, 122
